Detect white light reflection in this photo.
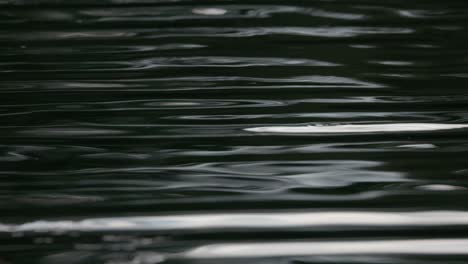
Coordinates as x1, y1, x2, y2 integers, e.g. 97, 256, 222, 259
2, 211, 468, 233
192, 8, 227, 16
245, 123, 468, 133
184, 239, 468, 258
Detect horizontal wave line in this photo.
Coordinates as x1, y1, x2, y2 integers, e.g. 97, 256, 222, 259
246, 123, 468, 133
2, 211, 468, 233
184, 239, 468, 259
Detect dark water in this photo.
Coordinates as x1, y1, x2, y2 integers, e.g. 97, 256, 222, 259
2, 0, 468, 263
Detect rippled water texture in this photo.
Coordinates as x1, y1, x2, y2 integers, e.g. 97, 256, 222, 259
1, 0, 468, 263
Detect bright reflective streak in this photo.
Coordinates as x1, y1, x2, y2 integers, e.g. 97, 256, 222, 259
245, 123, 468, 133
184, 239, 468, 258
192, 8, 227, 16
2, 211, 468, 232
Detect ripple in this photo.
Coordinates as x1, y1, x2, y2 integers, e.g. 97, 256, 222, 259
4, 44, 205, 56
0, 151, 30, 162
416, 184, 466, 191
245, 123, 468, 134
0, 57, 339, 73
185, 239, 468, 259
0, 75, 384, 92
259, 27, 414, 38
1, 1, 468, 262
370, 60, 414, 66
397, 144, 437, 149
15, 194, 105, 205
349, 44, 377, 49
19, 127, 128, 136
130, 56, 339, 69
396, 9, 447, 19
10, 5, 365, 23
2, 26, 414, 41
141, 99, 284, 109
172, 111, 423, 121
192, 8, 227, 16
81, 152, 151, 160
2, 211, 468, 233
161, 160, 406, 188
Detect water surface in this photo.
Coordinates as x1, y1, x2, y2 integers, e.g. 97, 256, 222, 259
1, 0, 468, 263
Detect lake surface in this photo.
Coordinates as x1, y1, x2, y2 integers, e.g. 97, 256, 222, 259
1, 0, 468, 263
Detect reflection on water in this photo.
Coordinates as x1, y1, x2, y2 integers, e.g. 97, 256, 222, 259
245, 123, 468, 133
4, 211, 468, 232
1, 0, 468, 263
185, 239, 468, 258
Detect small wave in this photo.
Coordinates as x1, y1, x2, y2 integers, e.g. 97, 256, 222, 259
2, 211, 468, 233
245, 123, 468, 133
185, 239, 468, 259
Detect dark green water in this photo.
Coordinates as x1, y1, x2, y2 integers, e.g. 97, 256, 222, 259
1, 0, 468, 263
